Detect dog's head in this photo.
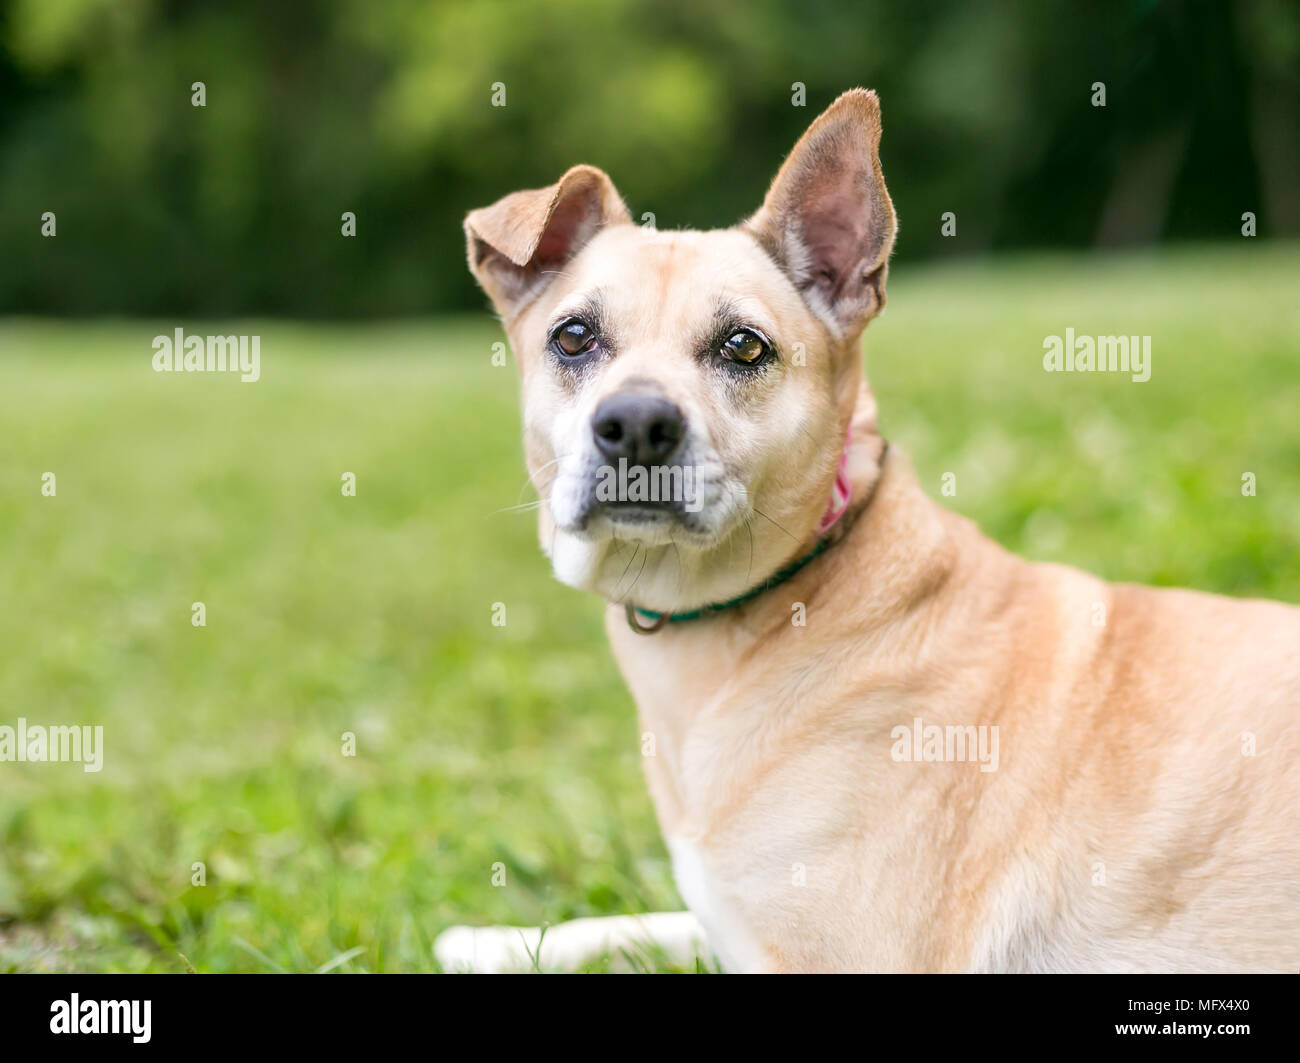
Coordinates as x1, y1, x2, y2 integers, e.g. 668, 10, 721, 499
465, 89, 896, 612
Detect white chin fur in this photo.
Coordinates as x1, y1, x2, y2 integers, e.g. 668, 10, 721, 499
546, 497, 790, 614
550, 529, 697, 610
541, 441, 765, 609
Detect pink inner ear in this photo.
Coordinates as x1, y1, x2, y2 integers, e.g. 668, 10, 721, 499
535, 192, 595, 267
797, 167, 872, 298
803, 211, 862, 291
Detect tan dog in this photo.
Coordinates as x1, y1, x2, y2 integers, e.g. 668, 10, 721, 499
437, 89, 1300, 973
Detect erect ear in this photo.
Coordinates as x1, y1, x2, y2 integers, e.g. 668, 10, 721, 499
464, 164, 631, 319
745, 89, 897, 337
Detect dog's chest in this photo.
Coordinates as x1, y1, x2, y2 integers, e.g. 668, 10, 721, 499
666, 834, 770, 973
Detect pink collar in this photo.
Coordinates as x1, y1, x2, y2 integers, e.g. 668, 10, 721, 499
815, 426, 854, 535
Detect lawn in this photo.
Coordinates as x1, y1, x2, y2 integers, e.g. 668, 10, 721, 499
1, 243, 1297, 972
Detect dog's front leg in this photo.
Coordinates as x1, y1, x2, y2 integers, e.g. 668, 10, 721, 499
434, 911, 711, 972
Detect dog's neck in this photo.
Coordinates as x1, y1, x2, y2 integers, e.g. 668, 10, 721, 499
626, 418, 881, 631
613, 427, 948, 644
603, 430, 970, 817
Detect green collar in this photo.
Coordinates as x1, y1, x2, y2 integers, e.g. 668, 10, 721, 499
625, 536, 832, 634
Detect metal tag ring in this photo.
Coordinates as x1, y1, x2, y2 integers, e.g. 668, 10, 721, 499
625, 604, 668, 634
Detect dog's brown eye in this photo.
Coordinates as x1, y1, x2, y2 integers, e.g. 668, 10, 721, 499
554, 321, 596, 357
721, 330, 769, 365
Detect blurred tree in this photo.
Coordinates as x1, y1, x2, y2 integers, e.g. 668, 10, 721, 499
0, 0, 1294, 316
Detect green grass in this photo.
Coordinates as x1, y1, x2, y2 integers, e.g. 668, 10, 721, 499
1, 243, 1298, 972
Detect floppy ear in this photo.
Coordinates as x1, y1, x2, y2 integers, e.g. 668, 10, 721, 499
464, 164, 631, 319
745, 89, 897, 337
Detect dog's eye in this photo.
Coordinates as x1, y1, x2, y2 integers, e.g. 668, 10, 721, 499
720, 329, 770, 366
553, 321, 597, 358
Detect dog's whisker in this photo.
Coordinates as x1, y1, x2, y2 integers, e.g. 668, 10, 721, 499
514, 453, 569, 506
491, 497, 549, 515
626, 544, 651, 600
615, 544, 641, 600
746, 517, 755, 586
669, 531, 684, 594
752, 506, 799, 543
490, 503, 544, 516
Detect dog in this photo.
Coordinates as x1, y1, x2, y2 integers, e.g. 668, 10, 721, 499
437, 89, 1300, 972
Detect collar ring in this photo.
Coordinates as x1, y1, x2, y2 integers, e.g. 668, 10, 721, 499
625, 604, 669, 635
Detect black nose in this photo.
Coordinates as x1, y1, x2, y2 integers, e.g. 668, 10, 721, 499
591, 393, 685, 466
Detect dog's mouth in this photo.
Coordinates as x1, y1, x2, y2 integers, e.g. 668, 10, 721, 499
564, 457, 715, 533
580, 497, 707, 537
594, 500, 678, 523
544, 450, 748, 547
